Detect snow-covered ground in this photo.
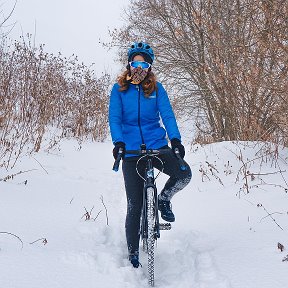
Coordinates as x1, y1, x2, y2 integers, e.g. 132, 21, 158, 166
1, 139, 288, 288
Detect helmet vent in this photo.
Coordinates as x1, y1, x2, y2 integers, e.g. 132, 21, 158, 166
127, 42, 155, 63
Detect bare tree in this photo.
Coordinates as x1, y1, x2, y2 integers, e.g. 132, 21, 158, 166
110, 0, 288, 144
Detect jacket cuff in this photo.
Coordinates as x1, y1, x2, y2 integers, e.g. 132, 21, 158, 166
170, 138, 181, 145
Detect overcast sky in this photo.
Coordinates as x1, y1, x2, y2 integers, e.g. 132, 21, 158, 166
2, 0, 130, 77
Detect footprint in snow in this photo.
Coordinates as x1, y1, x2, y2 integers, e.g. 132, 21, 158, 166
194, 252, 231, 288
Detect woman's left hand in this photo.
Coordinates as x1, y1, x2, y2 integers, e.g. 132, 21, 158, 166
171, 138, 185, 159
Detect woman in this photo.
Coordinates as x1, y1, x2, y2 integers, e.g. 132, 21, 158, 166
109, 42, 192, 268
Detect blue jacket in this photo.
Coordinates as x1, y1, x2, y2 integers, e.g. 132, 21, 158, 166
109, 82, 181, 155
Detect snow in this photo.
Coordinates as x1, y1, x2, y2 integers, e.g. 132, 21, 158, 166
1, 139, 288, 287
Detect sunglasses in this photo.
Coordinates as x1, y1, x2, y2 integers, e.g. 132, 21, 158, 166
129, 61, 151, 69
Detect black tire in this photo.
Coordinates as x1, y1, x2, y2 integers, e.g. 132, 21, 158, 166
146, 186, 156, 286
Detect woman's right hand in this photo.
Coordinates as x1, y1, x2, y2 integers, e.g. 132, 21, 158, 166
113, 142, 126, 159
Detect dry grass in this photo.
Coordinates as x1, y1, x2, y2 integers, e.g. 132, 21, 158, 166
0, 35, 111, 169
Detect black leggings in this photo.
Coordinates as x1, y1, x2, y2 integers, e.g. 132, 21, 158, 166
122, 148, 192, 255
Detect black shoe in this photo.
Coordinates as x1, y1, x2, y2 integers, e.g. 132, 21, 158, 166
129, 254, 141, 268
158, 199, 175, 222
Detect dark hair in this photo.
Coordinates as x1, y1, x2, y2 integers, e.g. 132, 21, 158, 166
117, 70, 157, 97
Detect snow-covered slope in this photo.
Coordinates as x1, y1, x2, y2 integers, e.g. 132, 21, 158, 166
1, 140, 288, 288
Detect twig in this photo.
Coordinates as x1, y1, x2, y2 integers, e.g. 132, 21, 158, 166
282, 255, 288, 262
257, 180, 288, 191
235, 144, 276, 170
228, 146, 276, 191
205, 161, 219, 173
237, 150, 250, 194
32, 156, 49, 174
275, 159, 288, 189
0, 231, 24, 249
100, 195, 109, 226
29, 238, 48, 245
257, 204, 284, 230
0, 169, 36, 182
249, 170, 286, 177
224, 160, 232, 175
199, 167, 211, 181
81, 206, 94, 221
93, 210, 102, 221
0, 0, 17, 26
260, 212, 284, 222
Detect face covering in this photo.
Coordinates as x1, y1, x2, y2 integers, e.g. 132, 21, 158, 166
129, 67, 148, 84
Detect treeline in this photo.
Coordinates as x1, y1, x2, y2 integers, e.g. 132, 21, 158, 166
110, 0, 288, 145
0, 36, 110, 169
1, 0, 287, 169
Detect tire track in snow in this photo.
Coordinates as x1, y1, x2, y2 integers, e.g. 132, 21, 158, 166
147, 230, 232, 288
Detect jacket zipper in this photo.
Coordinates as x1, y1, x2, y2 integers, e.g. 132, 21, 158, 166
136, 85, 145, 144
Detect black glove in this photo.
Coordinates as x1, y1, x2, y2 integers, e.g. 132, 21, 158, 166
171, 138, 185, 159
113, 142, 126, 159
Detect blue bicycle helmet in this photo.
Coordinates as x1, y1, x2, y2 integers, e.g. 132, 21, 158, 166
128, 42, 155, 64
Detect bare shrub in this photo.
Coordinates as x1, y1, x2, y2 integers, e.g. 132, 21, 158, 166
109, 0, 288, 145
0, 35, 110, 169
